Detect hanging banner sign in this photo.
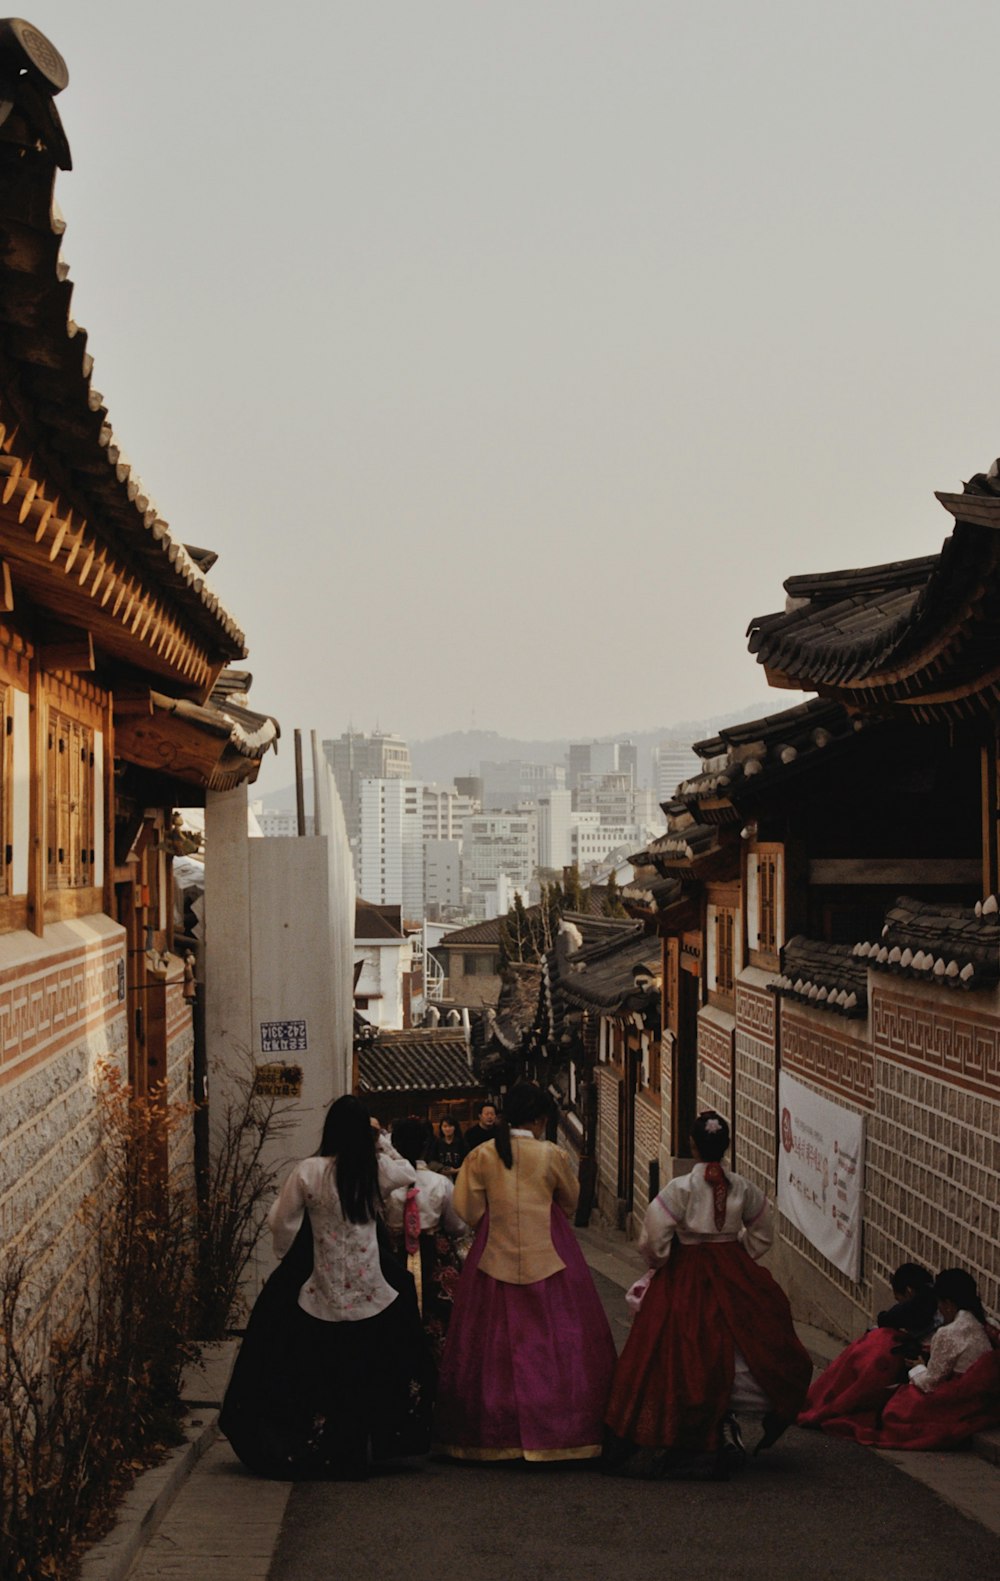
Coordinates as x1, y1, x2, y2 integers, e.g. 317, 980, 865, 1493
777, 1070, 864, 1282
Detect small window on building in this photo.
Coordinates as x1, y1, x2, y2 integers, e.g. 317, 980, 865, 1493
750, 844, 783, 965
47, 708, 95, 890
714, 905, 735, 997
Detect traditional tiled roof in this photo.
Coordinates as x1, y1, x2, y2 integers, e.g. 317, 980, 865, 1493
854, 894, 1000, 991
746, 458, 1000, 721
436, 917, 507, 948
773, 936, 868, 1018
544, 919, 661, 1024
355, 1028, 478, 1093
355, 901, 405, 941
484, 964, 544, 1052
676, 699, 861, 816
0, 20, 246, 674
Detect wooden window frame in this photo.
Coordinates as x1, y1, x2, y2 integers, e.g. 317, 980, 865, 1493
46, 705, 96, 893
749, 842, 783, 969
0, 682, 11, 901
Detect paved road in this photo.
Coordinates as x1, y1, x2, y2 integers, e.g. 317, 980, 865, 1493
129, 1261, 1000, 1579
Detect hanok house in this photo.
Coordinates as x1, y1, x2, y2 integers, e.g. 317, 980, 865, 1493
532, 914, 663, 1228
353, 1025, 483, 1130
0, 22, 276, 1323
431, 916, 505, 1010
615, 456, 1000, 1336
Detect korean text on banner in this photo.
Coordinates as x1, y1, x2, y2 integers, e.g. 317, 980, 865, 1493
777, 1070, 864, 1282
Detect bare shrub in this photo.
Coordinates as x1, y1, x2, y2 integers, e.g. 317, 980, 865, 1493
194, 1051, 295, 1339
0, 1064, 195, 1580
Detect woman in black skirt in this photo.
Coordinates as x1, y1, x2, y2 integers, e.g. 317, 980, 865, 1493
219, 1096, 433, 1479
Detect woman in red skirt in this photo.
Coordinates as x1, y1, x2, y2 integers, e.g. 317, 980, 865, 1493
604, 1110, 812, 1479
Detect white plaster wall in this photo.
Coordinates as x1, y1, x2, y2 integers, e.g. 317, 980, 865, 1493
206, 752, 356, 1300
12, 688, 28, 894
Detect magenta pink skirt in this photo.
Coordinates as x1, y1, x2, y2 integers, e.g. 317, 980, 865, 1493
433, 1207, 617, 1461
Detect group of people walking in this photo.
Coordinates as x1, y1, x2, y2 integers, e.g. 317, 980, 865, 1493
220, 1085, 999, 1482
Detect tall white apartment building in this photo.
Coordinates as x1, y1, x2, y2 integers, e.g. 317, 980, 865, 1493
538, 789, 573, 871
323, 730, 412, 864
461, 810, 538, 918
421, 783, 478, 841
424, 838, 463, 919
359, 778, 425, 921
571, 816, 643, 875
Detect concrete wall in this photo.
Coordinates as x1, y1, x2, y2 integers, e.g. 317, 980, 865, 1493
205, 759, 355, 1297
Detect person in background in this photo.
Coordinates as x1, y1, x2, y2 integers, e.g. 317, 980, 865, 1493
800, 1261, 938, 1429
219, 1096, 431, 1480
386, 1117, 468, 1362
604, 1109, 812, 1479
428, 1115, 466, 1179
461, 1099, 500, 1152
434, 1081, 617, 1462
907, 1269, 991, 1393
803, 1265, 1000, 1450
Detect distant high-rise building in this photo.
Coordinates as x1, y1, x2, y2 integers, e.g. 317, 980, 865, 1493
461, 810, 538, 918
568, 739, 637, 792
359, 778, 424, 921
480, 759, 566, 811
538, 789, 573, 871
653, 741, 701, 806
323, 730, 411, 864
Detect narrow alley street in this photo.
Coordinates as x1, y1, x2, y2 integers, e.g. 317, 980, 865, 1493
120, 1236, 1000, 1581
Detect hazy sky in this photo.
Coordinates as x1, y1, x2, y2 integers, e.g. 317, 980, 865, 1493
27, 2, 1000, 789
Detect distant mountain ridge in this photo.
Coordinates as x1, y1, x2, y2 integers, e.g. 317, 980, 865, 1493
257, 701, 781, 811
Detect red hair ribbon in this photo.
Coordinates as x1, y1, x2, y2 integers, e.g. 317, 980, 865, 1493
704, 1161, 729, 1232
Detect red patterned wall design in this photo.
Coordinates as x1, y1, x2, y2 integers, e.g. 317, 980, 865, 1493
0, 935, 125, 1086
736, 980, 775, 1042
780, 1005, 876, 1108
872, 985, 1000, 1100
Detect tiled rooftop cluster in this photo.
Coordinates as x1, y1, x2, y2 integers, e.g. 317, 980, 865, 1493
773, 936, 868, 1018
855, 895, 1000, 992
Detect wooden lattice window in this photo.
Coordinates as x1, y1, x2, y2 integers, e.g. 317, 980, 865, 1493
715, 905, 735, 996
47, 708, 95, 890
757, 847, 780, 956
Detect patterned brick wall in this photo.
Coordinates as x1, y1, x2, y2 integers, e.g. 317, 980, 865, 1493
781, 1004, 875, 1108
698, 1007, 733, 1133
763, 978, 1000, 1334
0, 933, 124, 1088
595, 1064, 621, 1221
734, 973, 777, 1197
632, 1092, 661, 1225
0, 930, 128, 1318
165, 977, 195, 1197
870, 980, 1000, 1322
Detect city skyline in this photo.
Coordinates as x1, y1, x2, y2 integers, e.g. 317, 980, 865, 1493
28, 2, 1000, 753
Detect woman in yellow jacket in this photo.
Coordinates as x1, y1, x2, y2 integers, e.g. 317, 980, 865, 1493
433, 1082, 617, 1462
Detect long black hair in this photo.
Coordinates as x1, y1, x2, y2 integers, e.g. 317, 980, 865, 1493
391, 1116, 425, 1168
316, 1095, 380, 1224
934, 1267, 987, 1325
495, 1082, 550, 1169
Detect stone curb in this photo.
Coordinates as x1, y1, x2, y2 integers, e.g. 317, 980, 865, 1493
78, 1409, 220, 1581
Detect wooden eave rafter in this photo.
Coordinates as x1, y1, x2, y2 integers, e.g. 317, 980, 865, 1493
114, 694, 267, 793
0, 445, 223, 696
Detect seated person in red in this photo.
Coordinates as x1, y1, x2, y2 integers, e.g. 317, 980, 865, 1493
800, 1262, 937, 1428
803, 1267, 1000, 1450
